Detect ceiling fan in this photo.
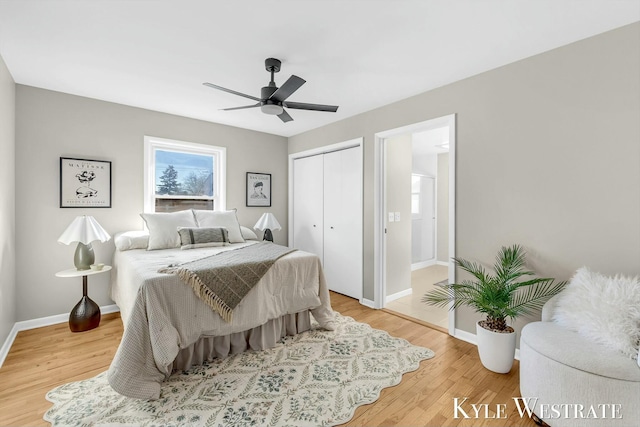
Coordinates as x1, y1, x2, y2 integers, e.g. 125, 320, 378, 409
203, 58, 339, 123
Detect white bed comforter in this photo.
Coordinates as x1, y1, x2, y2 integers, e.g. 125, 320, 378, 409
107, 241, 335, 400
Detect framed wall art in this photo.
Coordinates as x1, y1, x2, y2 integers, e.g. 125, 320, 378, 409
246, 172, 271, 207
60, 157, 112, 208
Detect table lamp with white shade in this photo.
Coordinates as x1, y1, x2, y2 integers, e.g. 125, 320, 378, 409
58, 215, 111, 270
254, 213, 281, 242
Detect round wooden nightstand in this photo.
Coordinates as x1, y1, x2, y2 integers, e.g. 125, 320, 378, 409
55, 266, 112, 332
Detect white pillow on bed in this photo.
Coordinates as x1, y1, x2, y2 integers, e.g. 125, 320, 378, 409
140, 210, 197, 250
114, 230, 149, 251
193, 209, 245, 243
240, 226, 258, 240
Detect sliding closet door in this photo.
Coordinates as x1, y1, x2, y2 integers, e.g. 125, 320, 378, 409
323, 147, 362, 299
292, 155, 324, 262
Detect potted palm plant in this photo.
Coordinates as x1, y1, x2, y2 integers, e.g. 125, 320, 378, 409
422, 244, 566, 373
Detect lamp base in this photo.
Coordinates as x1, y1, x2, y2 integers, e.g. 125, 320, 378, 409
74, 242, 94, 270
69, 296, 101, 332
263, 228, 273, 242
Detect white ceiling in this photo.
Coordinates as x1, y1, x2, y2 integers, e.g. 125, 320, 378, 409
0, 1, 638, 138
413, 127, 450, 156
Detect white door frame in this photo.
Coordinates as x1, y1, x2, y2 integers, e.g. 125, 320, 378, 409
374, 114, 456, 335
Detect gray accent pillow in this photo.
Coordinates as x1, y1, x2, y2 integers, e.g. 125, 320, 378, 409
177, 227, 230, 250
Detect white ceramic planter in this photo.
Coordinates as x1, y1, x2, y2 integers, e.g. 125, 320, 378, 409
476, 321, 517, 374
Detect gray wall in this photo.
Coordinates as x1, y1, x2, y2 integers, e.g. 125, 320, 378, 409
0, 54, 16, 345
15, 86, 288, 321
289, 23, 640, 336
436, 152, 449, 263
385, 134, 412, 297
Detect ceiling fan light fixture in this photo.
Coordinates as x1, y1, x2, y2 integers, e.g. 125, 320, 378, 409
261, 104, 284, 115
204, 57, 339, 123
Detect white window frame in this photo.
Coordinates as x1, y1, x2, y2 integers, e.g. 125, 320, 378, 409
144, 136, 226, 213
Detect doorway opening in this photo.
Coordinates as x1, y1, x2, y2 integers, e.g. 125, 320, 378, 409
373, 114, 456, 335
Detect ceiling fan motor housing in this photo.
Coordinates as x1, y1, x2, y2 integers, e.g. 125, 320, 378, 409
260, 85, 283, 114
265, 58, 281, 73
261, 86, 278, 99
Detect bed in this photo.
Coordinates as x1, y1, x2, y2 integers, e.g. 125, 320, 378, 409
106, 211, 335, 400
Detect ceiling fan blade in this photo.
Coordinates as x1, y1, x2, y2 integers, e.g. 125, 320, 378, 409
203, 82, 262, 102
270, 75, 306, 103
221, 103, 261, 111
283, 101, 339, 112
278, 109, 293, 123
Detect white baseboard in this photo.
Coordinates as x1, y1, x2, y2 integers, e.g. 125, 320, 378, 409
11, 304, 120, 332
359, 298, 377, 309
0, 304, 120, 368
453, 327, 477, 345
411, 259, 436, 271
0, 324, 19, 371
454, 328, 520, 360
436, 261, 449, 266
385, 288, 413, 303
102, 304, 120, 314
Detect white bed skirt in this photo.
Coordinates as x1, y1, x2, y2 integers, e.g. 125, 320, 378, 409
172, 310, 312, 372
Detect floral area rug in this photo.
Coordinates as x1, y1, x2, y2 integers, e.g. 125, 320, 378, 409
44, 314, 434, 426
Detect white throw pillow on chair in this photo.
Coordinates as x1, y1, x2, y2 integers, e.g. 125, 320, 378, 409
553, 267, 640, 359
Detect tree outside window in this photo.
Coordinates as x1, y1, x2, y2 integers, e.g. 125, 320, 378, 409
144, 137, 226, 213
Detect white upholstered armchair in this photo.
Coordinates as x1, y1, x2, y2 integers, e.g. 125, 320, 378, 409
520, 292, 640, 427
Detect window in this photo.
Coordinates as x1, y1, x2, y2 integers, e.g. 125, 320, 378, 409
144, 136, 226, 213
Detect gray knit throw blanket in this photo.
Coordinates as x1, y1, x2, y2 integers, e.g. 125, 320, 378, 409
159, 243, 296, 322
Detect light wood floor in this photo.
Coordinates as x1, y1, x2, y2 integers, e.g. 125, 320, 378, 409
385, 265, 450, 329
0, 293, 537, 427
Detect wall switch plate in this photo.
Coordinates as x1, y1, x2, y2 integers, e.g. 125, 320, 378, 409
388, 212, 395, 222
394, 212, 401, 221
